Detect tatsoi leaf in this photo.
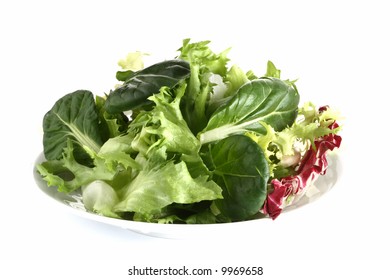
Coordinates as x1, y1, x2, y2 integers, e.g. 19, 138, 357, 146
104, 59, 190, 114
205, 135, 269, 221
199, 78, 299, 144
42, 90, 103, 161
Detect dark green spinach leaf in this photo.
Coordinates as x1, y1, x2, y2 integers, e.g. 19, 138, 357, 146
104, 59, 191, 114
42, 90, 103, 161
199, 78, 299, 144
204, 135, 269, 221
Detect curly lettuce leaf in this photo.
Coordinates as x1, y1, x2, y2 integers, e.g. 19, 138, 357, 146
273, 102, 342, 156
36, 140, 117, 193
114, 147, 222, 215
128, 83, 200, 157
95, 95, 129, 141
98, 133, 141, 171
127, 83, 212, 179
178, 38, 231, 133
247, 102, 342, 178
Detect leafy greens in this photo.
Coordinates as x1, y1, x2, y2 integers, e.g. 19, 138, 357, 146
36, 39, 342, 224
198, 77, 299, 144
203, 135, 269, 221
104, 59, 191, 114
42, 90, 103, 163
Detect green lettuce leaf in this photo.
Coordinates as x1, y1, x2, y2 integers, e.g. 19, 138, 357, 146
114, 147, 223, 215
36, 140, 116, 193
98, 133, 141, 171
95, 95, 129, 141
247, 102, 342, 178
223, 64, 250, 98
178, 38, 231, 133
82, 180, 121, 218
264, 60, 281, 78
128, 83, 200, 157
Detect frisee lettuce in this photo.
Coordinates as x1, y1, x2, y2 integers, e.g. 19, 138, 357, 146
36, 38, 342, 223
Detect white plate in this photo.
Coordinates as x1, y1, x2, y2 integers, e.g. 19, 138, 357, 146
33, 152, 341, 239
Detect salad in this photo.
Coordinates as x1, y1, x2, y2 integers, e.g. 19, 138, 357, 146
36, 39, 342, 224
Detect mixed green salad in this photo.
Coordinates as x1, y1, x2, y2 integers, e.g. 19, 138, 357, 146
36, 39, 342, 223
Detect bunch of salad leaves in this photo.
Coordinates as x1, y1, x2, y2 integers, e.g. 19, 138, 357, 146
36, 39, 342, 223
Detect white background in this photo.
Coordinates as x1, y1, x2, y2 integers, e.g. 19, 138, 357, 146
1, 0, 389, 279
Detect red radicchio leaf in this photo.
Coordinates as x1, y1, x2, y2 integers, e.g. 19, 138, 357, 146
262, 118, 342, 220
